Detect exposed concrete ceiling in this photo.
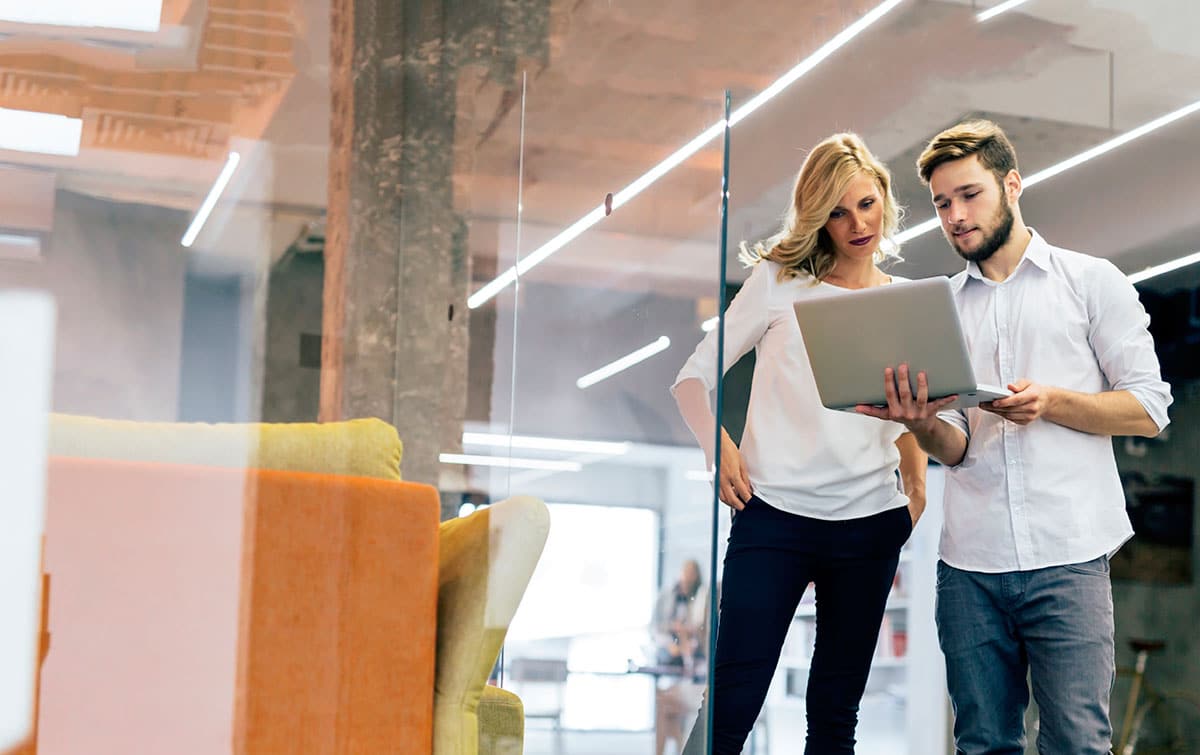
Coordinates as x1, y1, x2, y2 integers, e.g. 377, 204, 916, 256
470, 0, 1200, 295
0, 0, 1197, 289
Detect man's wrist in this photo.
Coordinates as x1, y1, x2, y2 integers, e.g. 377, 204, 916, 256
1043, 385, 1063, 419
906, 416, 940, 437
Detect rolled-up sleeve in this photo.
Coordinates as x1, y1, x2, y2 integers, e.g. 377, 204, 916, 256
671, 261, 771, 397
937, 407, 970, 439
1087, 260, 1173, 433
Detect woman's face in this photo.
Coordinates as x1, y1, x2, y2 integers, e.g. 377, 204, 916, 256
823, 172, 884, 263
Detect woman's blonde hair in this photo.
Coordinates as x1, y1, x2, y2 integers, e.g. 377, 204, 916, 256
739, 133, 903, 282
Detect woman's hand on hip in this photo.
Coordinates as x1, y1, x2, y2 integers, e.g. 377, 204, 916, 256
714, 428, 754, 511
906, 493, 926, 528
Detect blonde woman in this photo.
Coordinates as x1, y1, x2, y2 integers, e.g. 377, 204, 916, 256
672, 133, 932, 754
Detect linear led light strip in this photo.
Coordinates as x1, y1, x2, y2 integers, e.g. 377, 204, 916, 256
438, 453, 582, 472
467, 0, 908, 310
894, 98, 1200, 280
447, 434, 631, 478
181, 151, 241, 248
577, 336, 670, 389
1127, 251, 1200, 285
462, 432, 631, 455
977, 0, 1034, 23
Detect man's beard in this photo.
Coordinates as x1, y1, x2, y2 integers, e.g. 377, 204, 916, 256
949, 198, 1014, 264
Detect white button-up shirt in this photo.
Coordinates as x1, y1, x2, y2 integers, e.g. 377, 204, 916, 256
672, 260, 909, 520
937, 230, 1172, 573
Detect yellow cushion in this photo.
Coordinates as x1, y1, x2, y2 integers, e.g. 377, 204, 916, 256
478, 685, 523, 755
48, 413, 402, 481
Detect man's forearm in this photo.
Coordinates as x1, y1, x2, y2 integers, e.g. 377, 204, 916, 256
1045, 388, 1160, 437
910, 417, 968, 467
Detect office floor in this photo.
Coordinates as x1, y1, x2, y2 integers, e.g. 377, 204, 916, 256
525, 727, 906, 755
523, 693, 907, 754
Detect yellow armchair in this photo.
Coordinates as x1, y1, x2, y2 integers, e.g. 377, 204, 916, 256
436, 496, 550, 755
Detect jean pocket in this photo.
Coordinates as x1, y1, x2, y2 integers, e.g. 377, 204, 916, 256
1063, 555, 1110, 577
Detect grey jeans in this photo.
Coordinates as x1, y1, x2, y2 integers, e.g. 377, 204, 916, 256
935, 556, 1116, 755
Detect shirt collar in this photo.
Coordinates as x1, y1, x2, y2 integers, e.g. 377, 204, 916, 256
953, 227, 1051, 292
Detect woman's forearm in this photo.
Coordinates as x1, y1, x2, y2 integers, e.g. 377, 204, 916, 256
896, 432, 928, 524
674, 378, 718, 463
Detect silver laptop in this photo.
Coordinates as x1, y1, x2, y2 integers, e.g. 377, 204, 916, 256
792, 276, 1010, 412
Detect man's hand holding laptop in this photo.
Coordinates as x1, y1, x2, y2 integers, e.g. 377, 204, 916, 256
853, 363, 958, 430
854, 364, 973, 469
855, 365, 1052, 428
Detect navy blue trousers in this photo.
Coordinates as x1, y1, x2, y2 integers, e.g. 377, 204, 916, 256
686, 496, 911, 754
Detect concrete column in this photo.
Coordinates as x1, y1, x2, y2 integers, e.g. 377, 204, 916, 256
322, 0, 548, 488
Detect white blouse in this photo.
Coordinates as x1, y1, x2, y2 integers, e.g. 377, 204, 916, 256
672, 259, 910, 520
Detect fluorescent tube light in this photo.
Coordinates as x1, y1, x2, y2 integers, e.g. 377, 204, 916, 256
467, 0, 907, 310
576, 336, 671, 389
462, 432, 631, 456
0, 233, 41, 262
181, 151, 240, 248
0, 108, 82, 156
894, 217, 941, 245
701, 316, 718, 332
977, 0, 1034, 23
1023, 100, 1200, 188
439, 453, 582, 472
897, 99, 1200, 245
1127, 251, 1200, 284
0, 1, 163, 32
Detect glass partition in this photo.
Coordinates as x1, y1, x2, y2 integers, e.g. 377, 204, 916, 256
489, 13, 731, 749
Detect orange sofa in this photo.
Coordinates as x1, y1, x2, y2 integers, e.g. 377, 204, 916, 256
36, 414, 548, 755
38, 456, 439, 754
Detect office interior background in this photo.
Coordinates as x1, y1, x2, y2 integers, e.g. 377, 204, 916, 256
1, 0, 1199, 753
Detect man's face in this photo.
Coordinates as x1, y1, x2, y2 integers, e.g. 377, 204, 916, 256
928, 154, 1015, 264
